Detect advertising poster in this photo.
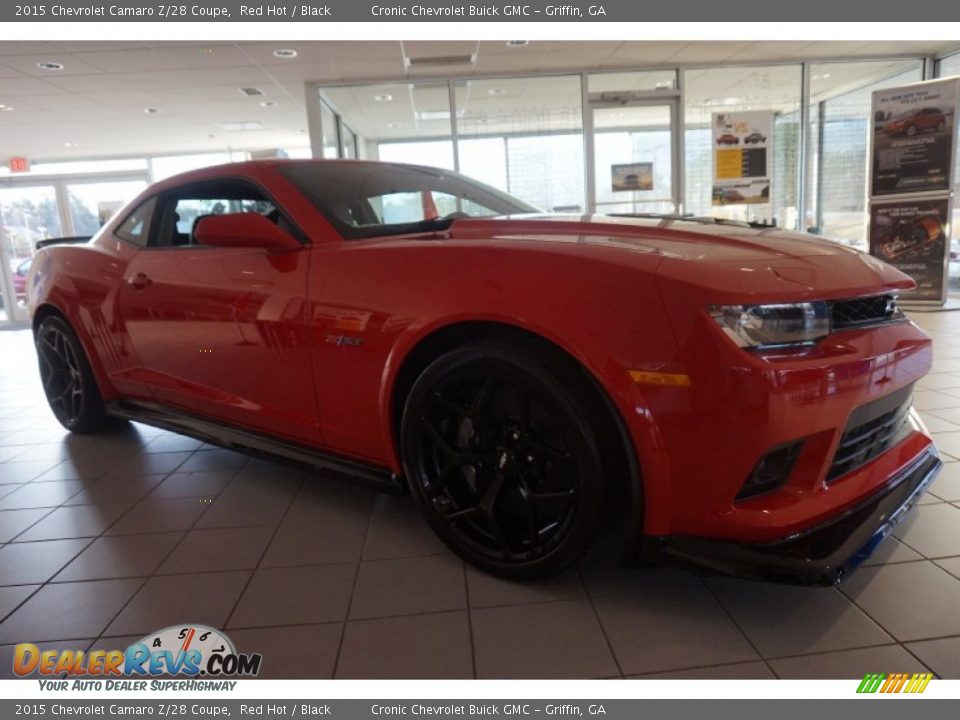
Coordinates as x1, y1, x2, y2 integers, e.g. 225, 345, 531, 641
611, 162, 654, 192
711, 110, 772, 206
871, 79, 957, 196
869, 197, 950, 301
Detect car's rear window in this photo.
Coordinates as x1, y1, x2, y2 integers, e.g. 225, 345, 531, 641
279, 162, 538, 239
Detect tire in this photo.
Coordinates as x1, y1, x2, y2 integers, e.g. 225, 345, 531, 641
906, 125, 917, 137
400, 341, 606, 579
35, 315, 118, 433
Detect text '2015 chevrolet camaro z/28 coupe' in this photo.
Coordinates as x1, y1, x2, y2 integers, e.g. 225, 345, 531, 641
27, 160, 941, 584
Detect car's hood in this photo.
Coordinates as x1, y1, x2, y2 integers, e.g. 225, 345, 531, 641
446, 214, 863, 263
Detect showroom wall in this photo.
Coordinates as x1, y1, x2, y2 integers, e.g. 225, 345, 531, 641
313, 55, 958, 253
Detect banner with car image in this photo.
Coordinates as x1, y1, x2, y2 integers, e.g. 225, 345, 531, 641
870, 79, 958, 196
869, 197, 950, 302
711, 111, 772, 206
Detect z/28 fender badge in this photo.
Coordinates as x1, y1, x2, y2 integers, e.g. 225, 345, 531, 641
325, 334, 364, 347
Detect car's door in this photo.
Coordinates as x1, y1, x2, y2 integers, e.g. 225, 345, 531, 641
116, 178, 319, 444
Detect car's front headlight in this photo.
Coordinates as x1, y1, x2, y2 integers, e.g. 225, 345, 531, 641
708, 302, 831, 350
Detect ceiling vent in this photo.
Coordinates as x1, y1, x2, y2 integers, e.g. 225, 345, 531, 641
405, 54, 477, 69
239, 87, 265, 97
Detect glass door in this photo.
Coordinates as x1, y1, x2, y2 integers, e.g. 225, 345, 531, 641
589, 97, 680, 215
0, 184, 64, 323
63, 178, 148, 236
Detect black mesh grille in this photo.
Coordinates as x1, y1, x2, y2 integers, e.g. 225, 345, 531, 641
829, 294, 898, 330
827, 385, 913, 482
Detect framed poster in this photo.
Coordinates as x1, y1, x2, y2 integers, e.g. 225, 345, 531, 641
870, 79, 958, 196
869, 197, 951, 302
611, 162, 653, 192
711, 111, 772, 206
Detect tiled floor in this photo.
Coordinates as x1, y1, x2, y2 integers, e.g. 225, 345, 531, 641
2, 312, 960, 680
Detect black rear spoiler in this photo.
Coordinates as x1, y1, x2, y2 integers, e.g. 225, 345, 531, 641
35, 236, 92, 250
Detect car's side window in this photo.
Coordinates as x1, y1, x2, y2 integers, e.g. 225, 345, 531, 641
149, 180, 289, 248
115, 196, 158, 247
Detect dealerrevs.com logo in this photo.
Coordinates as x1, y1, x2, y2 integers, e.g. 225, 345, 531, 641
857, 673, 934, 694
13, 625, 262, 682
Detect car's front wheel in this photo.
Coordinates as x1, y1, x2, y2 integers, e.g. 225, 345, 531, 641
35, 315, 118, 433
400, 342, 606, 579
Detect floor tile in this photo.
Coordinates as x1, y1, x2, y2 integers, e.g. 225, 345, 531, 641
905, 637, 960, 679
105, 571, 250, 637
769, 645, 929, 679
194, 491, 292, 529
176, 449, 248, 474
105, 452, 191, 479
841, 561, 960, 641
0, 585, 38, 621
638, 661, 776, 679
934, 556, 960, 580
227, 564, 355, 628
926, 461, 960, 502
55, 532, 184, 581
0, 507, 51, 543
157, 526, 273, 574
260, 489, 372, 567
152, 471, 236, 500
0, 460, 61, 484
0, 538, 92, 585
337, 611, 473, 679
143, 435, 204, 454
362, 509, 449, 560
472, 600, 618, 679
223, 465, 303, 496
106, 497, 209, 535
707, 578, 891, 658
350, 555, 466, 619
467, 566, 585, 608
16, 503, 130, 541
0, 578, 142, 644
0, 480, 84, 510
861, 536, 924, 566
591, 570, 758, 674
63, 475, 164, 506
227, 624, 341, 679
894, 503, 960, 558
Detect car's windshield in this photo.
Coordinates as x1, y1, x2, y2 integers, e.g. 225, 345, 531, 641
279, 162, 540, 239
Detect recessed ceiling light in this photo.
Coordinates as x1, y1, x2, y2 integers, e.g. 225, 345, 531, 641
487, 88, 506, 96
144, 107, 160, 114
505, 40, 529, 48
63, 142, 79, 148
37, 62, 64, 71
822, 73, 831, 79
0, 104, 11, 111
273, 49, 298, 59
207, 133, 216, 139
387, 122, 402, 129
259, 100, 277, 108
373, 94, 393, 102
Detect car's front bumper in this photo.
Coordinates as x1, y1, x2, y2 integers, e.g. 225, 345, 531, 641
640, 445, 941, 585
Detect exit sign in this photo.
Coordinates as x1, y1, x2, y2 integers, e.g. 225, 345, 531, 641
9, 156, 30, 173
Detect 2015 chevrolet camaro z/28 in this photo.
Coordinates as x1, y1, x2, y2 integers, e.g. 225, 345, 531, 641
27, 160, 941, 584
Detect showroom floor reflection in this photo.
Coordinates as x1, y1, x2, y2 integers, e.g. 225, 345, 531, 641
2, 313, 960, 680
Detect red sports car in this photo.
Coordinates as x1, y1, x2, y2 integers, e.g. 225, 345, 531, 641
27, 160, 940, 584
883, 107, 948, 137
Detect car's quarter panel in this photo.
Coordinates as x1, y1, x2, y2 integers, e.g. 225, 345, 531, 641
305, 234, 679, 486
117, 244, 319, 444
28, 238, 154, 402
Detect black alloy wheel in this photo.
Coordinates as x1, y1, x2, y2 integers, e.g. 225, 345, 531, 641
401, 342, 605, 578
36, 316, 116, 433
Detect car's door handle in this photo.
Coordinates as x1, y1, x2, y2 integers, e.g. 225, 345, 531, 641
127, 272, 152, 290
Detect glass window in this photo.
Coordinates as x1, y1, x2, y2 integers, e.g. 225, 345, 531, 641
683, 64, 802, 229
67, 180, 148, 237
0, 158, 148, 177
280, 162, 536, 240
153, 181, 276, 247
454, 75, 585, 212
588, 70, 677, 94
115, 197, 157, 247
0, 185, 64, 260
938, 52, 960, 78
323, 82, 455, 170
806, 60, 923, 249
341, 123, 358, 159
319, 99, 340, 159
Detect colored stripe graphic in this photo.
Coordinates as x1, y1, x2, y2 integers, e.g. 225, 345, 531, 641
858, 672, 932, 694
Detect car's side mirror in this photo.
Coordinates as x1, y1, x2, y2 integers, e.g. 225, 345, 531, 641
193, 213, 302, 251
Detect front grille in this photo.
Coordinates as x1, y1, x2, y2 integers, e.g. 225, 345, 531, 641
827, 384, 914, 482
829, 294, 899, 331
